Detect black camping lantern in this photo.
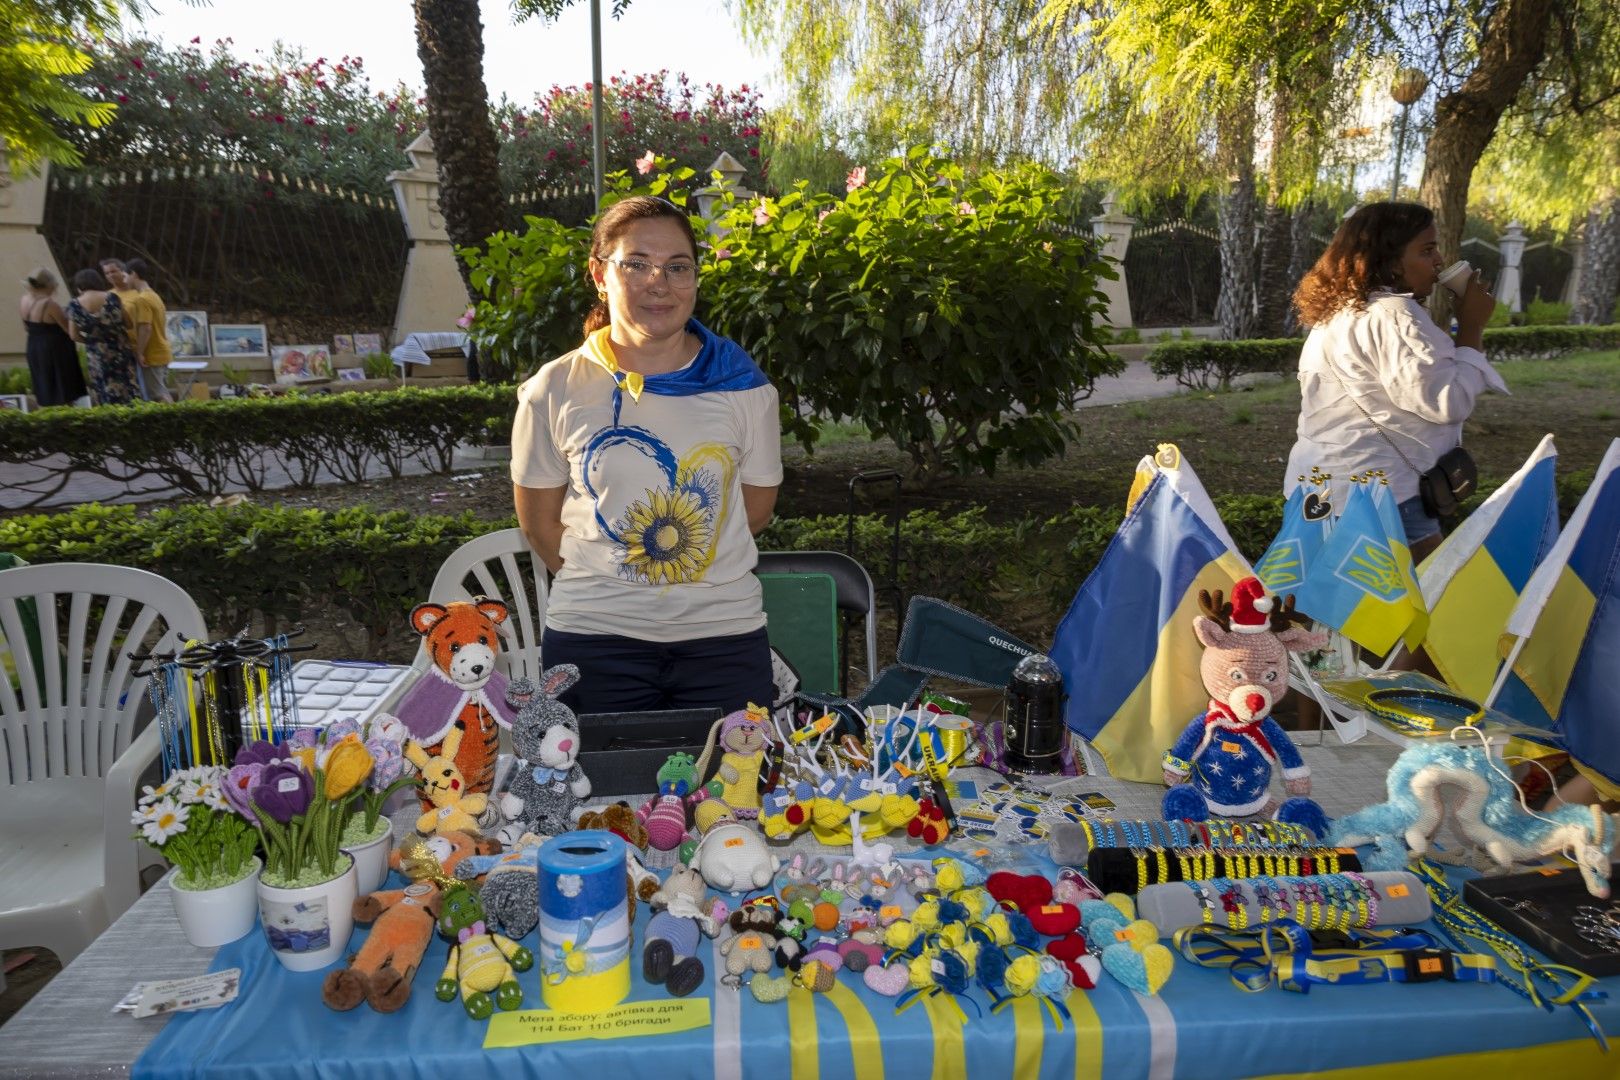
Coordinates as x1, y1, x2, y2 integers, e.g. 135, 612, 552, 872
1003, 653, 1067, 773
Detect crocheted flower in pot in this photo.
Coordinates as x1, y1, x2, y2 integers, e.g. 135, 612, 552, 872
252, 762, 313, 822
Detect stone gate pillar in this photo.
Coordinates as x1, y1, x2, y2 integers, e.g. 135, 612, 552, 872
388, 132, 472, 343
1496, 221, 1526, 313
0, 146, 67, 369
1090, 192, 1136, 329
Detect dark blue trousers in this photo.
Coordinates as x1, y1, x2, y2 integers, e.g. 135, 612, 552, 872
541, 625, 774, 716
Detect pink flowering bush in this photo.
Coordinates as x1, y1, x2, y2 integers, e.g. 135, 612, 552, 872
68, 37, 428, 193
497, 71, 764, 191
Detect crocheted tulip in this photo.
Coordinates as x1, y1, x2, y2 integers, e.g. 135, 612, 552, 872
251, 762, 313, 823
322, 735, 374, 801
234, 740, 279, 768
224, 762, 263, 818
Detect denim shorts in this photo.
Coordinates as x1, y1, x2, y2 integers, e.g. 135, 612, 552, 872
1397, 494, 1442, 543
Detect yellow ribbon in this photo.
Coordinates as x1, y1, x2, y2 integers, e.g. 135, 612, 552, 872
1011, 996, 1045, 1078
788, 985, 819, 1080
1068, 988, 1105, 1080
824, 982, 885, 1080
920, 991, 966, 1080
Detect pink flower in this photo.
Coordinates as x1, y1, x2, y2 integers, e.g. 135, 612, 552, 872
846, 166, 867, 192
956, 200, 975, 215
273, 113, 285, 123
456, 307, 476, 329
117, 94, 129, 103
714, 248, 732, 260
190, 36, 201, 44
818, 208, 833, 222
753, 201, 770, 226
635, 150, 656, 175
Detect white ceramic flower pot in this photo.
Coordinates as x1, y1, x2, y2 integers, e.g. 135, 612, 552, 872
256, 854, 357, 972
169, 857, 262, 948
344, 818, 394, 893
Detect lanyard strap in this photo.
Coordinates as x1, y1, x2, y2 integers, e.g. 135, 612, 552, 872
1173, 918, 1497, 994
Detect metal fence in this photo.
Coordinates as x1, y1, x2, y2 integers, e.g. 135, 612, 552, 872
1124, 219, 1221, 327
44, 164, 408, 338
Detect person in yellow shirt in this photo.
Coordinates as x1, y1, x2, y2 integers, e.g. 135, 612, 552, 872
100, 257, 173, 402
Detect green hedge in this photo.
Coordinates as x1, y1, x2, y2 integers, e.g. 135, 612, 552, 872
0, 386, 516, 509
0, 475, 1593, 660
1148, 325, 1620, 388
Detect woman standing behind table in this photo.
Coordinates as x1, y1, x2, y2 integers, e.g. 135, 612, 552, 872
511, 196, 782, 716
1286, 202, 1505, 563
17, 268, 89, 407
65, 268, 140, 406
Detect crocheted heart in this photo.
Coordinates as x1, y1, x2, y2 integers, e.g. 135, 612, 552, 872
1102, 893, 1135, 921
1116, 919, 1159, 952
750, 971, 794, 1004
863, 961, 911, 996
986, 872, 1053, 911
1026, 901, 1080, 937
1045, 932, 1087, 963
1101, 942, 1173, 995
1044, 934, 1098, 990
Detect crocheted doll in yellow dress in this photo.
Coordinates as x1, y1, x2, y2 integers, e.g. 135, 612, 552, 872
692, 705, 771, 833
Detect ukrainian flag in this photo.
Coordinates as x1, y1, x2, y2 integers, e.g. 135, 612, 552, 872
1491, 438, 1620, 793
1053, 470, 1247, 782
1291, 481, 1427, 657
1418, 435, 1560, 701
1255, 484, 1330, 593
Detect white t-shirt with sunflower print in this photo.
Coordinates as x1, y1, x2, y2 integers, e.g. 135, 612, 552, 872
511, 343, 782, 643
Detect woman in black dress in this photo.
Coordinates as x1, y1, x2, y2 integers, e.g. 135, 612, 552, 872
17, 268, 89, 407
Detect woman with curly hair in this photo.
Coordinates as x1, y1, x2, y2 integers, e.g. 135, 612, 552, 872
1285, 202, 1504, 560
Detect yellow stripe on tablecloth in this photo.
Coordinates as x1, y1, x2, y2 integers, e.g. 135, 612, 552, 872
1011, 997, 1044, 1079
1246, 1038, 1609, 1079
823, 982, 884, 1080
788, 986, 819, 1080
1067, 989, 1104, 1080
921, 992, 966, 1080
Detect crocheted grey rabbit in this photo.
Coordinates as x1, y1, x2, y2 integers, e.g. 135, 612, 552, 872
497, 665, 590, 844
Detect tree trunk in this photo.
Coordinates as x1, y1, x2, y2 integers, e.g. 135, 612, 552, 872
1574, 198, 1620, 325
1215, 92, 1258, 341
1417, 0, 1558, 327
412, 0, 506, 297
1283, 200, 1319, 336
1255, 84, 1298, 338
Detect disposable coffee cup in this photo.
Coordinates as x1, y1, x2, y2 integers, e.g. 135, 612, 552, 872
1438, 261, 1473, 296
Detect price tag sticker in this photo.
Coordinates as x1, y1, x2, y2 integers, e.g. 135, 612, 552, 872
1221, 741, 1242, 754
737, 935, 763, 950
880, 905, 903, 920
1040, 904, 1064, 915
277, 777, 301, 793
724, 837, 746, 848
1387, 884, 1409, 898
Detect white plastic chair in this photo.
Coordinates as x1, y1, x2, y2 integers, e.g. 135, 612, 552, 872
414, 528, 548, 683
0, 562, 208, 964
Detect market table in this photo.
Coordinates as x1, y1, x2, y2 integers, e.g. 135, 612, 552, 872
2, 741, 1616, 1079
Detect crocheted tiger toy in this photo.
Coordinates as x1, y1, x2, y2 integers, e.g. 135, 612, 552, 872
394, 599, 521, 810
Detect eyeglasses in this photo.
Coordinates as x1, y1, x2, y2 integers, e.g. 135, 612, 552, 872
607, 258, 698, 288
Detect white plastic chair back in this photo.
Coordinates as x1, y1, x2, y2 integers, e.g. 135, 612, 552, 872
0, 562, 208, 961
421, 528, 548, 683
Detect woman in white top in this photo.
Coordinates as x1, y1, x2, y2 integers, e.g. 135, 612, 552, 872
511, 196, 782, 716
1286, 202, 1504, 561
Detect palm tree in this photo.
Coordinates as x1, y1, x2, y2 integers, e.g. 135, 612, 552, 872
411, 0, 507, 294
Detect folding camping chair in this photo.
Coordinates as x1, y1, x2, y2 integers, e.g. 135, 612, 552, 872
756, 550, 879, 697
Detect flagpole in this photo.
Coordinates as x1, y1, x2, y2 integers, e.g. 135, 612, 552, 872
1485, 635, 1528, 710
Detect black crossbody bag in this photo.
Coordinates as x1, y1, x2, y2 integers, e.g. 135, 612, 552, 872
1325, 359, 1477, 519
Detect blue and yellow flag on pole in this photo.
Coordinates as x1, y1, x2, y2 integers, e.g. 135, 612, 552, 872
1490, 438, 1620, 793
1291, 480, 1427, 657
1053, 469, 1248, 782
1255, 481, 1332, 593
1418, 435, 1560, 701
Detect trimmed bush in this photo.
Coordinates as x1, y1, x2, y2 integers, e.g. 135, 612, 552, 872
0, 385, 515, 509
1148, 325, 1620, 388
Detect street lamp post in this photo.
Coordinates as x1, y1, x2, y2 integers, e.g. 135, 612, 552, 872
1389, 67, 1429, 202
590, 0, 605, 211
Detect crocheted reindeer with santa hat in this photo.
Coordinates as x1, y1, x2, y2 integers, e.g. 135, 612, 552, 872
1161, 576, 1329, 837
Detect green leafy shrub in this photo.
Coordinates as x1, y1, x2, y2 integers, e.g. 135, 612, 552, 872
1148, 326, 1620, 387
0, 385, 515, 509
1522, 299, 1572, 326
1147, 339, 1301, 390
703, 147, 1121, 480
361, 352, 395, 380
0, 367, 31, 395
463, 213, 597, 383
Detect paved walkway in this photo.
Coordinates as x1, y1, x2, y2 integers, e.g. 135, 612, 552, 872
1, 361, 1184, 512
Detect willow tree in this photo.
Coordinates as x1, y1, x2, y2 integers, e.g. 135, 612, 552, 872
1472, 0, 1620, 324
734, 0, 1088, 191
1043, 0, 1376, 339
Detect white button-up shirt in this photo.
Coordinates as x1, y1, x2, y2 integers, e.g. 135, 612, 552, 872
1285, 293, 1508, 504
